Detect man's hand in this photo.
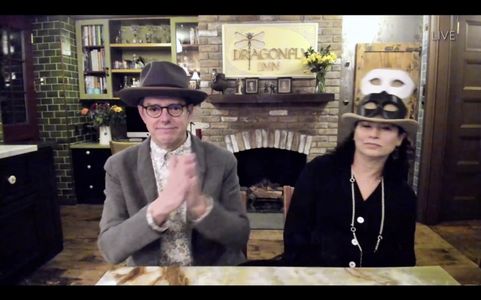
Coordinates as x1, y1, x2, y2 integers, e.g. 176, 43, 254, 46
182, 154, 208, 219
149, 154, 198, 224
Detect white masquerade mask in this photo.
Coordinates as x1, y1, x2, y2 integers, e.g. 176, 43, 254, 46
361, 68, 415, 99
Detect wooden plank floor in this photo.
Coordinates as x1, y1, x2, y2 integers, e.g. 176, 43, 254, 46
19, 204, 481, 285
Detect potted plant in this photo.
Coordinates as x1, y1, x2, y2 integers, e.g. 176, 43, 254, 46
81, 102, 126, 144
302, 45, 337, 93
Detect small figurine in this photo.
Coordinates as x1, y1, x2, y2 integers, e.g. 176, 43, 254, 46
211, 72, 229, 94
132, 54, 145, 69
270, 83, 277, 94
235, 78, 243, 95
190, 28, 196, 45
264, 82, 269, 93
114, 29, 121, 43
131, 25, 139, 44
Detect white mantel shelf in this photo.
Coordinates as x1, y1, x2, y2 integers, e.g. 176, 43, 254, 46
207, 93, 334, 105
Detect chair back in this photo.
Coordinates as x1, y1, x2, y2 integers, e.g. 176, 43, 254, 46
283, 185, 295, 219
109, 141, 140, 155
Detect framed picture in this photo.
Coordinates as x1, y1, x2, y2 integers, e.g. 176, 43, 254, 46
277, 77, 292, 94
245, 78, 259, 94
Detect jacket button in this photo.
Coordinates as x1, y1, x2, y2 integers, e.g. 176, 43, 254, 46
351, 238, 358, 246
349, 261, 356, 268
357, 216, 365, 224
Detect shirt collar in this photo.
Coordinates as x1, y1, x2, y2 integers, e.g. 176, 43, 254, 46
150, 131, 192, 160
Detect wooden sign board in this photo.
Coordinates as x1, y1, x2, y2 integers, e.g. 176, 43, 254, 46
354, 43, 422, 119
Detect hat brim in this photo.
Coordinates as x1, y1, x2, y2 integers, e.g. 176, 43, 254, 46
341, 113, 418, 140
118, 87, 208, 107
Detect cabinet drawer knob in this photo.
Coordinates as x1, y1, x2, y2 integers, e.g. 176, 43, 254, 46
86, 151, 91, 155
7, 175, 17, 185
89, 185, 94, 189
87, 165, 92, 169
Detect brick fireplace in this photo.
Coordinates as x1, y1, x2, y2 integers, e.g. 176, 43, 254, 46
195, 94, 338, 160
192, 94, 337, 215
236, 147, 306, 213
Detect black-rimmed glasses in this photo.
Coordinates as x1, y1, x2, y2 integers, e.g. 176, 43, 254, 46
141, 104, 187, 118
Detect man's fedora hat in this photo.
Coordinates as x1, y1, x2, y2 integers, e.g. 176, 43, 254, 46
118, 61, 208, 107
341, 68, 419, 139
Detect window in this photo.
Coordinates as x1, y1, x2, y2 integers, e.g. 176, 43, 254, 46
0, 16, 38, 142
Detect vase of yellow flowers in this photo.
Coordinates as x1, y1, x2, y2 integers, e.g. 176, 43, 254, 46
302, 45, 337, 93
80, 102, 126, 144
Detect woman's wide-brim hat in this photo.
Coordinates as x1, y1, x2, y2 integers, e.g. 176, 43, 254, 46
341, 112, 418, 139
341, 68, 419, 139
118, 61, 208, 107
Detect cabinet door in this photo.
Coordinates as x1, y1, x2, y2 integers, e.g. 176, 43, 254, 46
71, 148, 111, 204
171, 17, 199, 77
0, 16, 39, 142
0, 147, 63, 284
0, 152, 33, 204
30, 147, 63, 260
76, 19, 112, 99
0, 193, 42, 284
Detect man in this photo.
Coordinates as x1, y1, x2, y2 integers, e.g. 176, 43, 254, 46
98, 61, 250, 266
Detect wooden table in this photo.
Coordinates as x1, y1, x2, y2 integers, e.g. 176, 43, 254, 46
96, 266, 459, 285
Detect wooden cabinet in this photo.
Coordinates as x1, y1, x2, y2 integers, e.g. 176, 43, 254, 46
75, 16, 199, 101
0, 145, 63, 284
71, 146, 111, 204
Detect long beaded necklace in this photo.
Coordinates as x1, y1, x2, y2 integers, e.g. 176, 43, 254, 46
349, 170, 385, 267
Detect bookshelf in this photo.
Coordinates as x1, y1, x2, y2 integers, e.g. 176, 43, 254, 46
171, 17, 200, 80
76, 19, 112, 99
75, 16, 199, 100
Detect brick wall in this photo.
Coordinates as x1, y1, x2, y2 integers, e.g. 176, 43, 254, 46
32, 16, 87, 204
195, 15, 342, 161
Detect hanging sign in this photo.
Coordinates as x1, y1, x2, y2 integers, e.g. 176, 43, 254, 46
222, 23, 318, 78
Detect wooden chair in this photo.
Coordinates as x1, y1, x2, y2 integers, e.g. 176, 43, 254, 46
109, 140, 141, 155
283, 185, 295, 219
239, 190, 249, 258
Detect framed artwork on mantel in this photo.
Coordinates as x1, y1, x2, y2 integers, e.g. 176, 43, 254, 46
277, 77, 292, 94
245, 78, 259, 94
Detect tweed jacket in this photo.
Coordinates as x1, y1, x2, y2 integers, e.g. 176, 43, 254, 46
98, 135, 250, 266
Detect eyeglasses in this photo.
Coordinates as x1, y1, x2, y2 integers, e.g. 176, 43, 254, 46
141, 104, 187, 118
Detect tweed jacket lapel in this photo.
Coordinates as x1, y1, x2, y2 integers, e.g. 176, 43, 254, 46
190, 135, 207, 188
137, 137, 158, 203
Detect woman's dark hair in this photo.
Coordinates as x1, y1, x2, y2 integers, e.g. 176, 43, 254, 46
330, 125, 414, 181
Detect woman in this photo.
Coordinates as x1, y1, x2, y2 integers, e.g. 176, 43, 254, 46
283, 86, 419, 268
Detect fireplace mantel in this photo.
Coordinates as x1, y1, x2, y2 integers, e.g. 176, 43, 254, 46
206, 93, 334, 105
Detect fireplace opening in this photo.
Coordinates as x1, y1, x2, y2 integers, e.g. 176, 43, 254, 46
235, 148, 306, 213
